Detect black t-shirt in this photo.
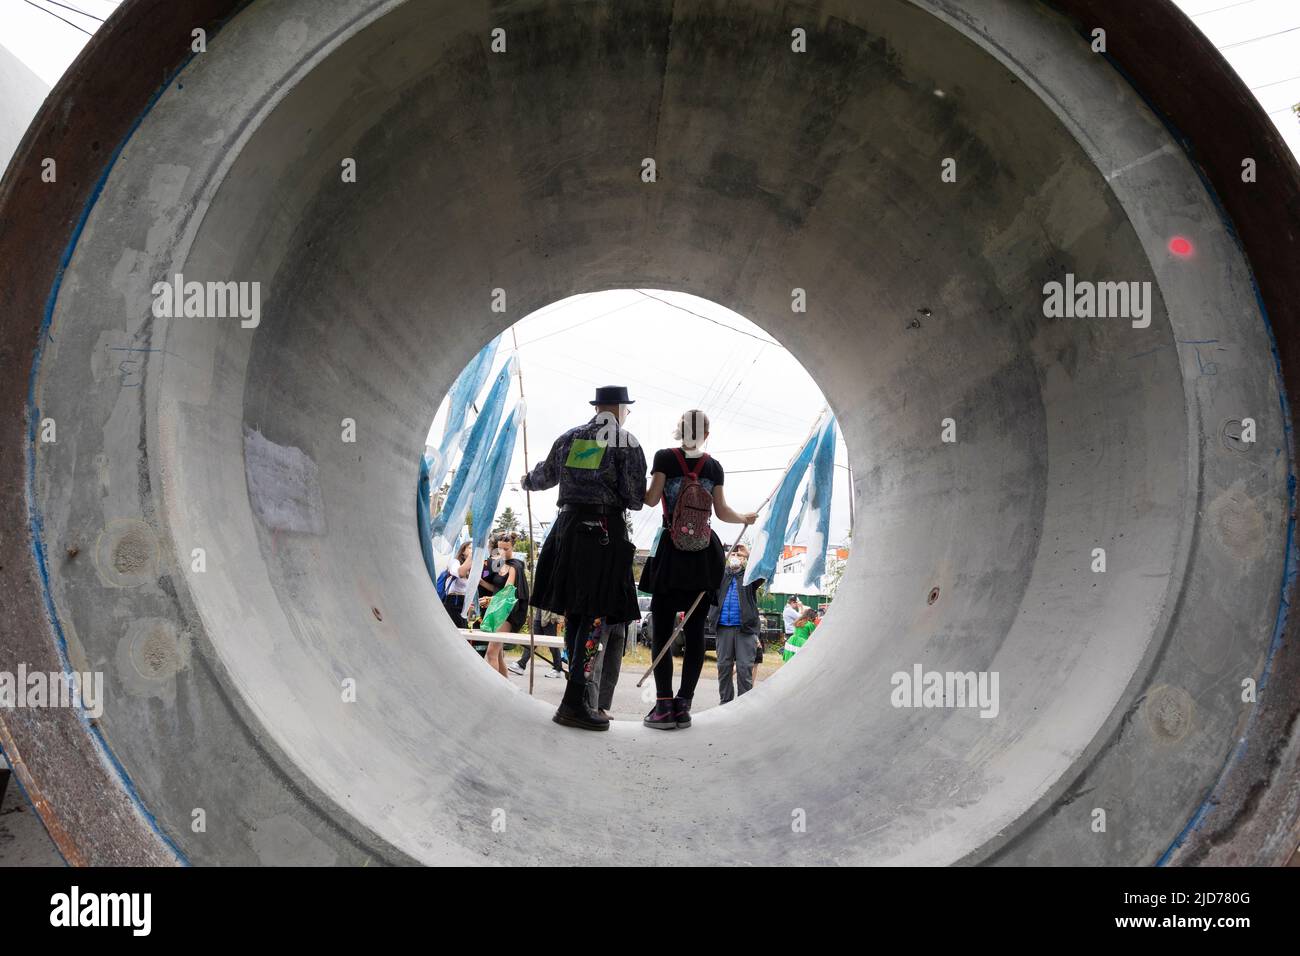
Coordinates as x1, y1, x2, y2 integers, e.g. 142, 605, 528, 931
477, 557, 529, 607
652, 448, 724, 518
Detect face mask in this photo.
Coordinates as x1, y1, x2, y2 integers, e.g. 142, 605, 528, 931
728, 555, 744, 570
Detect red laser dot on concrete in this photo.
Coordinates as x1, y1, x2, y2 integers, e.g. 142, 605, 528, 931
1169, 236, 1194, 257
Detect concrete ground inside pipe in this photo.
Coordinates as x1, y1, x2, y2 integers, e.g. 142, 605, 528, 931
30, 0, 1288, 864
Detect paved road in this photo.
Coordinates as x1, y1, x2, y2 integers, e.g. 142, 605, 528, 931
502, 650, 772, 721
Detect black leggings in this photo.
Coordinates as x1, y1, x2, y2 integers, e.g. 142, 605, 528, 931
443, 593, 467, 629
652, 603, 708, 701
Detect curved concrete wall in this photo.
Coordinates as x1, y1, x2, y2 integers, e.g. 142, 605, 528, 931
2, 0, 1299, 865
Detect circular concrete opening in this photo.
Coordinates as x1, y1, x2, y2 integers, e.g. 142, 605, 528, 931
7, 0, 1297, 865
422, 288, 851, 719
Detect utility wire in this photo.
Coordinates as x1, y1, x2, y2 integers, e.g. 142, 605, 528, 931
515, 291, 810, 430
20, 0, 94, 35
634, 290, 781, 346
1219, 24, 1300, 50
40, 0, 105, 21
713, 441, 803, 454
511, 296, 645, 348
1250, 73, 1300, 90
713, 343, 767, 437
728, 464, 852, 475
514, 291, 594, 325
521, 355, 810, 434
520, 318, 812, 431
1192, 0, 1264, 16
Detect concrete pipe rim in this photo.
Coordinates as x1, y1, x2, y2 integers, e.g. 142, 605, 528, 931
1, 0, 1298, 866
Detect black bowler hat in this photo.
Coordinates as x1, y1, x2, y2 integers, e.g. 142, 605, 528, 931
590, 385, 635, 406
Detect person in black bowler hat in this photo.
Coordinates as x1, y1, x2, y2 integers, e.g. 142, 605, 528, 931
521, 385, 647, 730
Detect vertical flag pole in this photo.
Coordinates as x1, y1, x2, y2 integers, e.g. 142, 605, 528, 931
848, 460, 855, 538
511, 327, 538, 695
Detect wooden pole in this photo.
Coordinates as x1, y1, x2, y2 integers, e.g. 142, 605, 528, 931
847, 462, 855, 537
510, 327, 539, 693
511, 327, 537, 580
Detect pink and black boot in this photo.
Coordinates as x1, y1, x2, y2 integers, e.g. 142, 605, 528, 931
643, 697, 677, 730
673, 696, 692, 728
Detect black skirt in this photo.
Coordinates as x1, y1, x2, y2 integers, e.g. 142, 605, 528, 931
530, 510, 640, 625
639, 523, 726, 612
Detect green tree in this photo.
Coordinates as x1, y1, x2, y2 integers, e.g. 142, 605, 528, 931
497, 506, 521, 534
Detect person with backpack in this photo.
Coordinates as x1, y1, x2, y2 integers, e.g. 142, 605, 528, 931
520, 386, 647, 731
440, 540, 474, 629
639, 409, 759, 730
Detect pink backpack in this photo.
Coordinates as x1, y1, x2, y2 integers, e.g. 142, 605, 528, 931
666, 448, 713, 551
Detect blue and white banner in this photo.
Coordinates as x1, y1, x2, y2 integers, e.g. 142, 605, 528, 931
464, 401, 524, 617
431, 354, 516, 552
797, 413, 837, 590
426, 334, 501, 494
744, 408, 830, 587
417, 453, 438, 585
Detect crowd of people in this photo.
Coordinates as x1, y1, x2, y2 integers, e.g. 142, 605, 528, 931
437, 385, 824, 732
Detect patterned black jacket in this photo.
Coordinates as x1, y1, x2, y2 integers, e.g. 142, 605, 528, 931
523, 413, 647, 511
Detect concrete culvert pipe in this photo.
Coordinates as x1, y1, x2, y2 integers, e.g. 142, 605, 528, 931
2, 0, 1299, 867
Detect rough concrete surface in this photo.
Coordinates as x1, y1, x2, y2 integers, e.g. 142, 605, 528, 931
1, 0, 1299, 866
0, 771, 65, 867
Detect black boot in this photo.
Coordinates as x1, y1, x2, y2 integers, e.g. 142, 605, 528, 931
553, 700, 610, 731
673, 696, 693, 729
643, 698, 678, 730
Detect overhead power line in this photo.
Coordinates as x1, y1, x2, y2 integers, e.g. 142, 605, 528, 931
41, 0, 105, 22
514, 291, 596, 325
634, 290, 781, 346
20, 0, 94, 35
1250, 73, 1300, 91
1218, 24, 1300, 51
1192, 0, 1264, 17
511, 296, 645, 348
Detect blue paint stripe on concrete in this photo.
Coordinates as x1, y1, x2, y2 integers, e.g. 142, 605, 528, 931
23, 48, 204, 869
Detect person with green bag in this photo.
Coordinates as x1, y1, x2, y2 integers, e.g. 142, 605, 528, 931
782, 607, 818, 663
481, 584, 517, 632
476, 531, 529, 678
